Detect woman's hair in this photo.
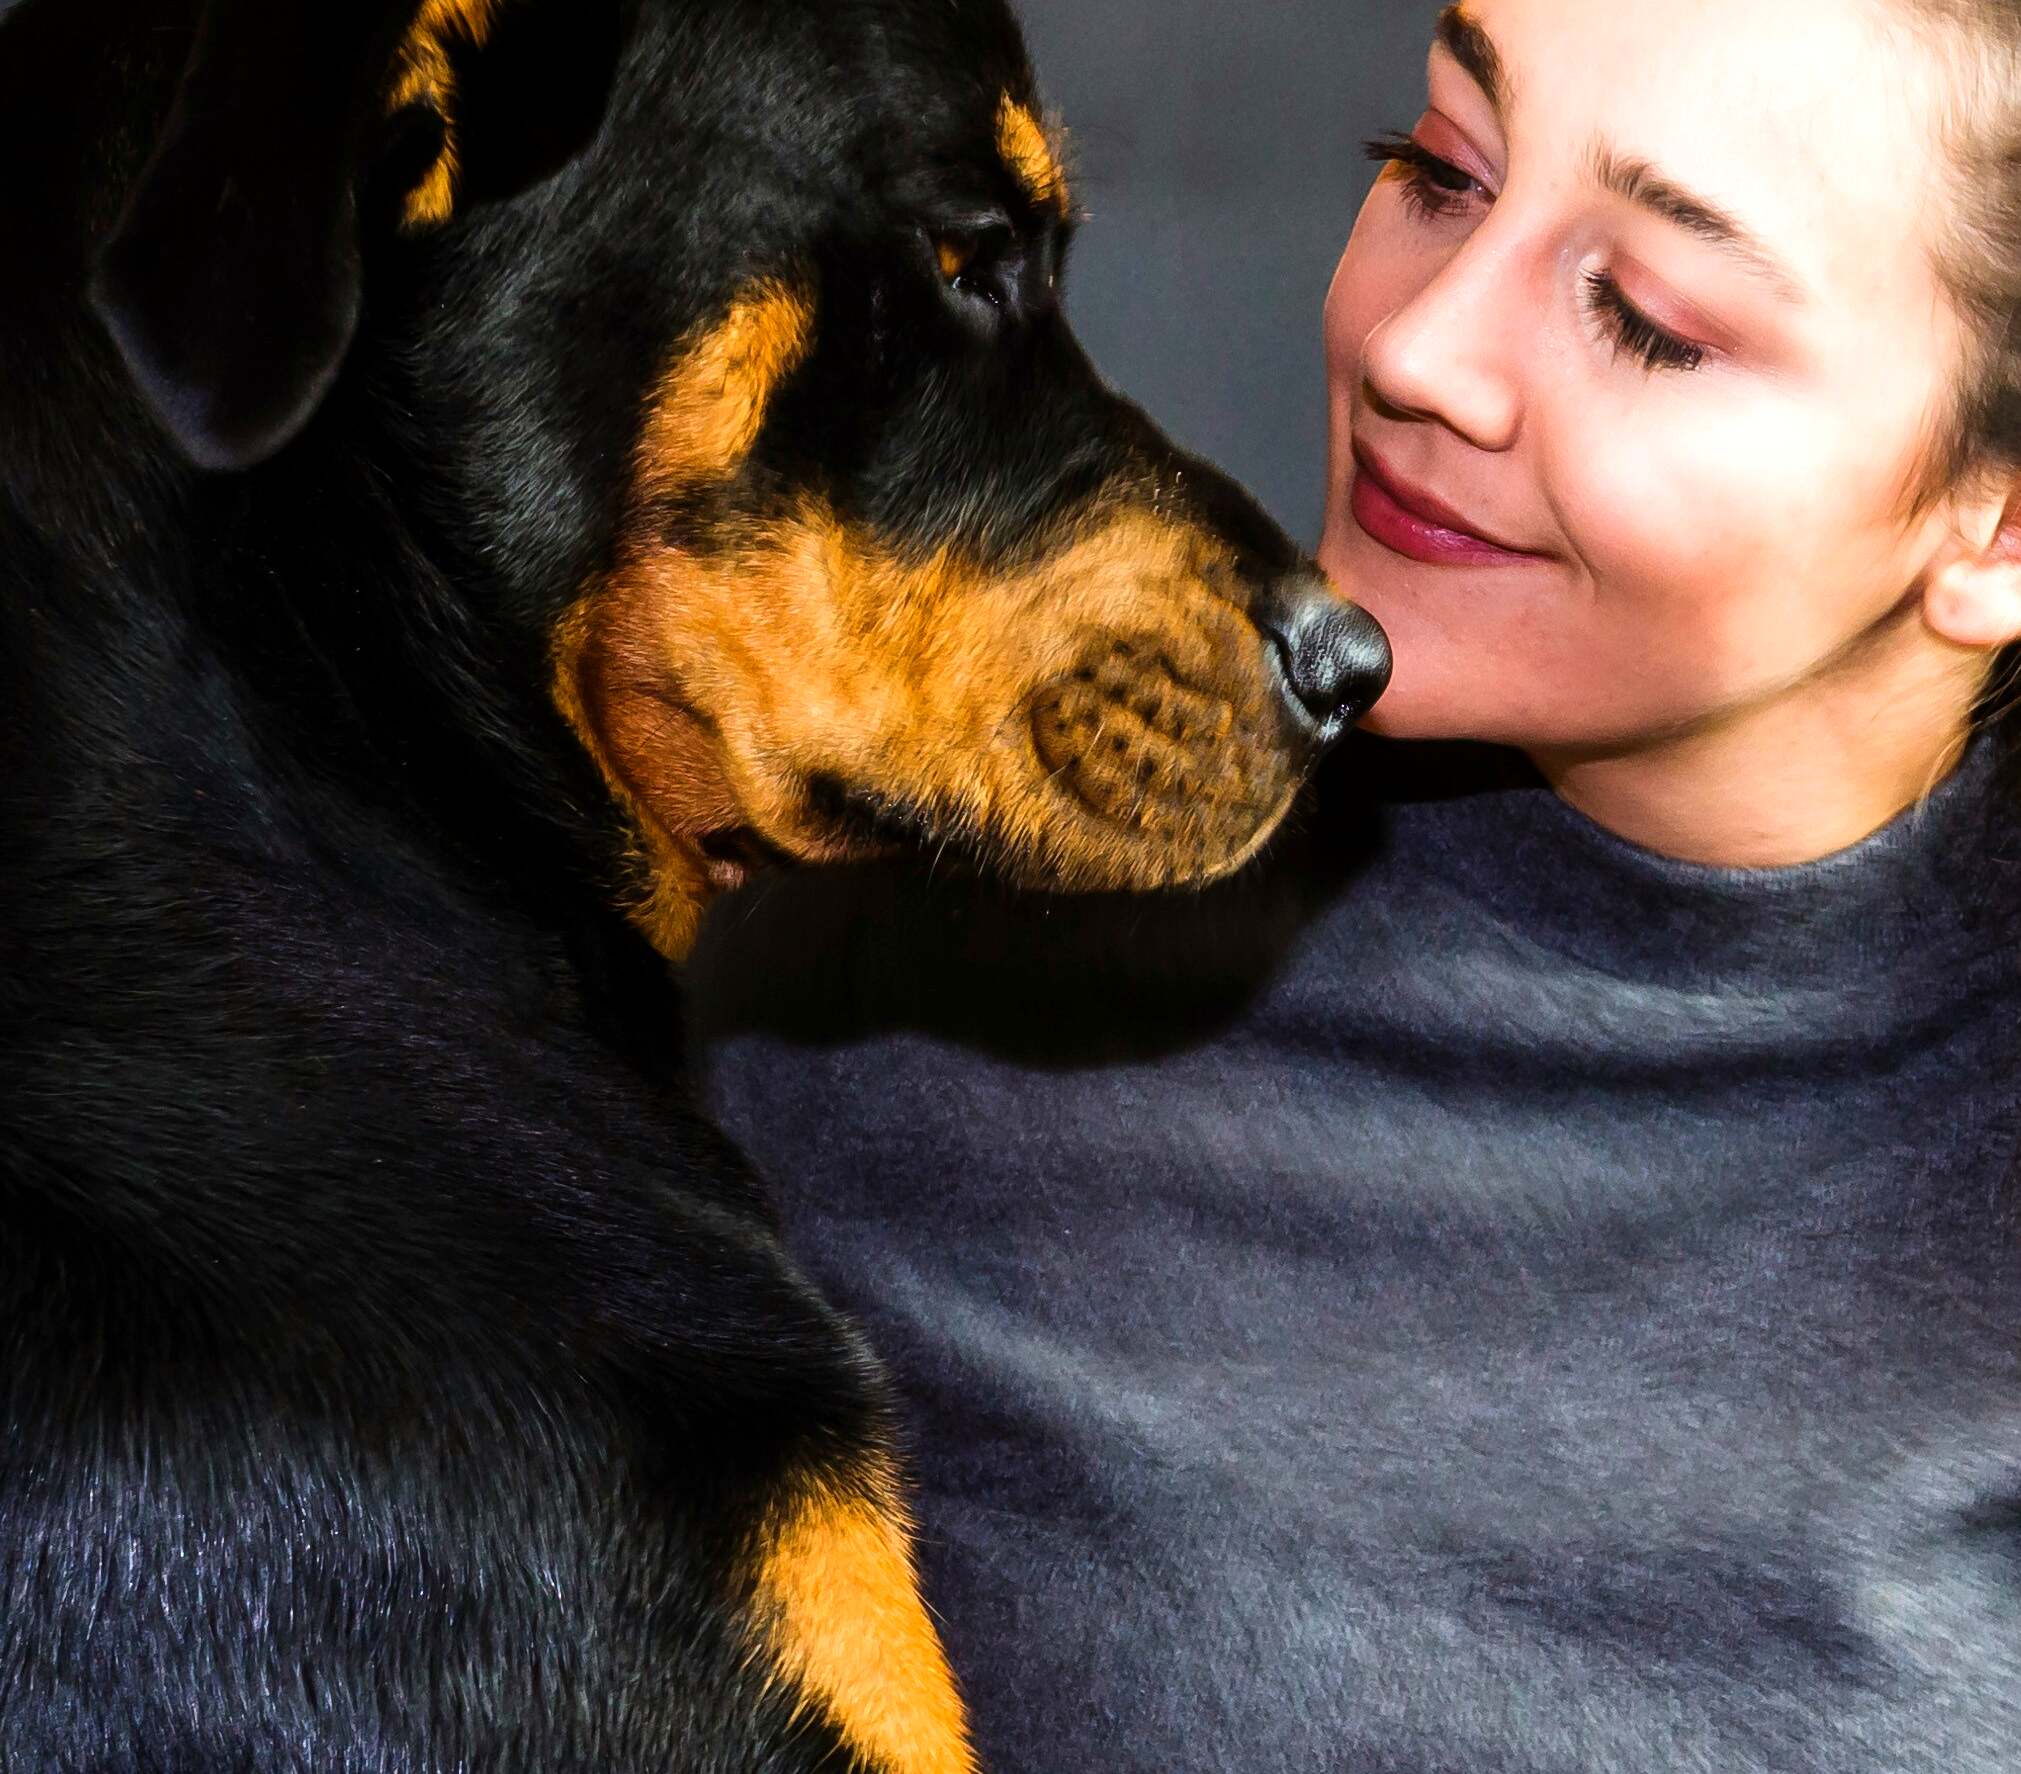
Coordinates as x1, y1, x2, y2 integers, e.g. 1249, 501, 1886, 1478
1891, 2, 2021, 724
1895, 0, 2021, 504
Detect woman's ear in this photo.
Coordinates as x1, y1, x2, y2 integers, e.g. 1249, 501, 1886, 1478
89, 0, 619, 474
1925, 476, 2021, 650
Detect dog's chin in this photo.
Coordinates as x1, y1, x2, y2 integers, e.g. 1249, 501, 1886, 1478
1021, 784, 1299, 894
719, 764, 1297, 899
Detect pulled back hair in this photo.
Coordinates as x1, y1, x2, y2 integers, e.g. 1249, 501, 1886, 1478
1896, 0, 2021, 502
1889, 1, 2021, 727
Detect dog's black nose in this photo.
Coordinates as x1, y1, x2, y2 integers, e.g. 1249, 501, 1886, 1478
1254, 574, 1392, 746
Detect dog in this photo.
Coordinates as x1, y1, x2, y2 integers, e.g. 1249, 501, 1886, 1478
0, 0, 1389, 1766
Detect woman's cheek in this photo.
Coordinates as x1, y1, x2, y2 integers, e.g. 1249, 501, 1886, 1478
1547, 393, 1823, 684
1546, 381, 1941, 739
1327, 198, 1443, 383
1321, 266, 1360, 430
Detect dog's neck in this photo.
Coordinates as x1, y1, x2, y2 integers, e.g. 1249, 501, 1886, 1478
11, 388, 644, 930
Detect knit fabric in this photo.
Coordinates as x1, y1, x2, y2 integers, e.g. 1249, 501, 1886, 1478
691, 734, 2021, 1773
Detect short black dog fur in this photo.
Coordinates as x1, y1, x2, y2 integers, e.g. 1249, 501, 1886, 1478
0, 0, 1389, 1766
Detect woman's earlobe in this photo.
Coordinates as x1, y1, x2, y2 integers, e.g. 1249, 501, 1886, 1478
1925, 488, 2021, 649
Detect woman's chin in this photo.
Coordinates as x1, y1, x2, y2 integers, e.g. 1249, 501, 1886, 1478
1321, 592, 1542, 746
1352, 694, 1409, 738
1355, 698, 1465, 741
1348, 653, 1470, 740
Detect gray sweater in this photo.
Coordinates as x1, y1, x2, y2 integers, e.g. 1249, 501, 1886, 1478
690, 734, 2021, 1773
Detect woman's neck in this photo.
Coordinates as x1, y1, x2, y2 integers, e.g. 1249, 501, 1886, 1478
1526, 628, 1985, 868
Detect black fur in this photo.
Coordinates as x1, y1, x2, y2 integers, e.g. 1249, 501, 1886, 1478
0, 0, 1350, 1764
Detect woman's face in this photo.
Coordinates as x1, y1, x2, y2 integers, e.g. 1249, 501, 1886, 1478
1317, 0, 1976, 748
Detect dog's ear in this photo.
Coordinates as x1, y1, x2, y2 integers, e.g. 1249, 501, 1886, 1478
90, 0, 620, 472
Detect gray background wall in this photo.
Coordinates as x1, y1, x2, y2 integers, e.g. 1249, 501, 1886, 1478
1014, 2, 1439, 545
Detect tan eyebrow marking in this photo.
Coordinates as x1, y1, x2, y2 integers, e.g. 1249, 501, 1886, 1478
996, 95, 1070, 217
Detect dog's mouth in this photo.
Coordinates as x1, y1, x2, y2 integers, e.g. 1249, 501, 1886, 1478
691, 779, 932, 894
657, 719, 946, 894
693, 824, 798, 894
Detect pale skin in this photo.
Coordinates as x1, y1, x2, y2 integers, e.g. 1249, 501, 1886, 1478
1316, 0, 2021, 866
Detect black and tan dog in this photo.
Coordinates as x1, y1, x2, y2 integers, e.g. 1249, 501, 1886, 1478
0, 0, 1388, 1766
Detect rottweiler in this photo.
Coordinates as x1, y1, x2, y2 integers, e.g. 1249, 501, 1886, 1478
0, 0, 1390, 1766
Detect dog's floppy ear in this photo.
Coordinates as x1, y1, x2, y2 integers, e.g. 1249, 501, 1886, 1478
90, 0, 618, 472
90, 0, 436, 472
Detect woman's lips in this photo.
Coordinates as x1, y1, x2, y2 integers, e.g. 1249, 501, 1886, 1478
1349, 444, 1547, 567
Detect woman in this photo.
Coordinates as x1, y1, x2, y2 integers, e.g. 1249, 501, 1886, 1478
1328, 0, 2021, 865
691, 0, 2021, 1766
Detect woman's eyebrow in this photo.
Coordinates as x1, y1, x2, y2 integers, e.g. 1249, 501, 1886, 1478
1433, 5, 1806, 306
1586, 148, 1807, 303
1434, 7, 1512, 118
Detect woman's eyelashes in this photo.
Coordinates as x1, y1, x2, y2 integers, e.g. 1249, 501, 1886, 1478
1362, 130, 1708, 376
1363, 131, 1480, 220
1581, 269, 1705, 373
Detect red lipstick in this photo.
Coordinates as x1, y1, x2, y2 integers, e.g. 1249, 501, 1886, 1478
1349, 443, 1547, 567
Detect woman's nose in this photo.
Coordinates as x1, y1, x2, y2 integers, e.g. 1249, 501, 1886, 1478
1359, 239, 1524, 452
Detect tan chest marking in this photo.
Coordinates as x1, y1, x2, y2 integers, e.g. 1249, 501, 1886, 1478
752, 1469, 976, 1774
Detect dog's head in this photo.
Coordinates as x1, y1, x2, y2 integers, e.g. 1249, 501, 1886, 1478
88, 0, 1391, 957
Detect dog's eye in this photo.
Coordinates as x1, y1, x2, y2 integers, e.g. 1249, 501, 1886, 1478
935, 236, 978, 285
927, 222, 1021, 323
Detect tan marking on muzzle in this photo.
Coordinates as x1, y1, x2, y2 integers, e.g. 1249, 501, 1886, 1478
552, 594, 725, 961
995, 96, 1070, 217
554, 274, 1321, 964
751, 1464, 976, 1774
551, 279, 821, 957
393, 0, 500, 228
557, 484, 1299, 960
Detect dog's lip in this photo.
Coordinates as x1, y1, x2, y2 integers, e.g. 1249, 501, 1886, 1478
695, 824, 797, 892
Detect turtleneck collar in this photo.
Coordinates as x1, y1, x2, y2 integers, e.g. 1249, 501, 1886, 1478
1339, 728, 2021, 994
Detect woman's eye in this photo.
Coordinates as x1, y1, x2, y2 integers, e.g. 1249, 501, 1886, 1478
1360, 130, 1706, 377
1362, 130, 1484, 222
1580, 269, 1705, 374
